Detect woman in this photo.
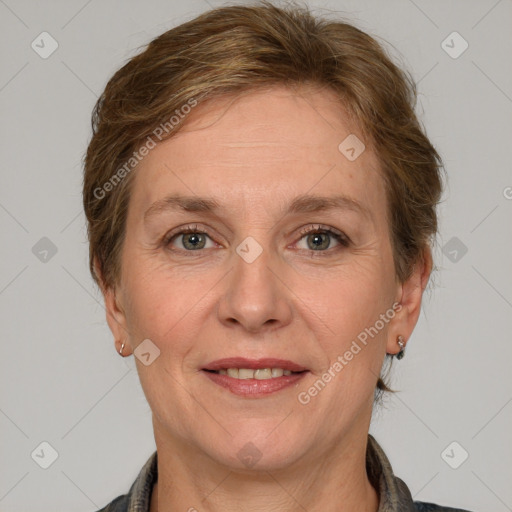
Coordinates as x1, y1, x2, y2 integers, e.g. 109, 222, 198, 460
83, 2, 473, 511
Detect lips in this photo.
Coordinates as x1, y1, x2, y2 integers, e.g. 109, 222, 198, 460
202, 357, 307, 372
201, 357, 309, 397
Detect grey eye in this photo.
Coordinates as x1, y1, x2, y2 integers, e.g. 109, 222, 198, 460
181, 233, 208, 250
306, 232, 331, 250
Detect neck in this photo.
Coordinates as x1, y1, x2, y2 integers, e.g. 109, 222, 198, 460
149, 424, 379, 512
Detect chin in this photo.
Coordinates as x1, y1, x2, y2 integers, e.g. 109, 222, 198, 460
197, 420, 312, 472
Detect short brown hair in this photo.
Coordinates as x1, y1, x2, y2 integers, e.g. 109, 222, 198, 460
83, 1, 444, 394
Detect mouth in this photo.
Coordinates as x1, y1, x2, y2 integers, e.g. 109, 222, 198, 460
201, 358, 309, 397
204, 367, 301, 379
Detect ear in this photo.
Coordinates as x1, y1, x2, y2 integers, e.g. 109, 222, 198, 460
386, 248, 433, 355
94, 255, 132, 356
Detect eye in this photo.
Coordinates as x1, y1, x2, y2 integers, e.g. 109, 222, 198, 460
295, 225, 350, 252
165, 225, 216, 251
163, 224, 349, 254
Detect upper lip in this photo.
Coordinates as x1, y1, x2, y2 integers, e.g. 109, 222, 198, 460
203, 357, 308, 372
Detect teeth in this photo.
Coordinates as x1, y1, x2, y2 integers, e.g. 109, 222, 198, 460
216, 368, 298, 380
238, 368, 254, 379
254, 368, 272, 380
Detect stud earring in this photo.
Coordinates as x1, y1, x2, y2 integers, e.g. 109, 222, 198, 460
396, 335, 405, 360
118, 341, 125, 356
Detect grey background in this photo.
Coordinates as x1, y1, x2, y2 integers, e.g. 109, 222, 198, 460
1, 0, 511, 510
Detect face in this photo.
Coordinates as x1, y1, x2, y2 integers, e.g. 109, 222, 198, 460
104, 85, 426, 471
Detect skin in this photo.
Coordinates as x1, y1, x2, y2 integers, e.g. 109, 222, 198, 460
100, 84, 431, 512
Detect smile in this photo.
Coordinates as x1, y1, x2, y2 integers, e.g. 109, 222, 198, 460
209, 368, 296, 379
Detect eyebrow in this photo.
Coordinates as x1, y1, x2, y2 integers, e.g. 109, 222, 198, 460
143, 193, 371, 221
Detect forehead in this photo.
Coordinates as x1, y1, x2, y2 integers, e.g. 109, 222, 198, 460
129, 85, 385, 223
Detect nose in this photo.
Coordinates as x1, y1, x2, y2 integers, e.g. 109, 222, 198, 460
217, 241, 293, 333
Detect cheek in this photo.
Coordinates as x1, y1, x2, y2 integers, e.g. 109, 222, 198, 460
298, 263, 389, 338
121, 253, 219, 350
292, 264, 393, 399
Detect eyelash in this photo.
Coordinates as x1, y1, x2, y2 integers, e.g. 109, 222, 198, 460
163, 223, 351, 255
297, 224, 351, 251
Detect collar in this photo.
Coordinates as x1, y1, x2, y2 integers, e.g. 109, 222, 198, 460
367, 434, 417, 512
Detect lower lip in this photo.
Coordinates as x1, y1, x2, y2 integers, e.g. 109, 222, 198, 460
202, 370, 308, 397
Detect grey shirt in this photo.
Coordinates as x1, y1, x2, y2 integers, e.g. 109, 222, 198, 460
97, 434, 473, 512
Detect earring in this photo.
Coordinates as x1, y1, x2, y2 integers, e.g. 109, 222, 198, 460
118, 341, 125, 356
396, 335, 405, 360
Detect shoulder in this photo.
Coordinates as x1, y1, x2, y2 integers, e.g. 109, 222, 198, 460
414, 500, 475, 512
96, 493, 129, 512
